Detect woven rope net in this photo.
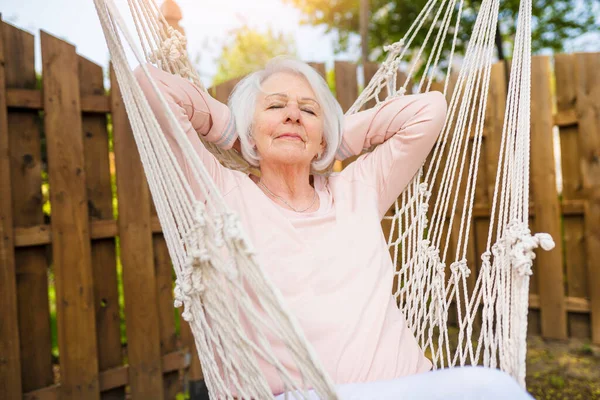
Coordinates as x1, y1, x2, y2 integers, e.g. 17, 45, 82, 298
94, 0, 554, 398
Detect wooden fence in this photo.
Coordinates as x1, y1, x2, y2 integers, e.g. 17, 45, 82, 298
0, 18, 599, 399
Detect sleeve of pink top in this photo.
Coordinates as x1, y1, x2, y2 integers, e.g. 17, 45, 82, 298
133, 63, 239, 197
337, 92, 448, 218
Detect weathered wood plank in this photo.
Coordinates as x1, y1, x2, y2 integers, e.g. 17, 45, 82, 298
555, 54, 583, 200
530, 55, 567, 339
153, 232, 180, 399
110, 66, 164, 398
0, 19, 23, 399
22, 349, 191, 400
576, 52, 600, 344
41, 30, 101, 399
212, 77, 242, 104
308, 62, 326, 79
13, 217, 163, 247
79, 56, 125, 400
363, 61, 379, 110
563, 216, 590, 337
6, 21, 55, 394
149, 183, 178, 399
6, 88, 110, 112
528, 294, 591, 313
554, 53, 591, 338
483, 62, 507, 213
335, 61, 359, 169
179, 312, 204, 388
554, 109, 578, 128
334, 61, 358, 113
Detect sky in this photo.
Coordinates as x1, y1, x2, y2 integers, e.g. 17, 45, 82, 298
0, 0, 361, 84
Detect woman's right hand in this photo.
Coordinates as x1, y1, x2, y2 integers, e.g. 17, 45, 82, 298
232, 138, 242, 153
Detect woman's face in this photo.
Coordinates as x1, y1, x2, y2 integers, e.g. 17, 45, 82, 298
251, 71, 325, 169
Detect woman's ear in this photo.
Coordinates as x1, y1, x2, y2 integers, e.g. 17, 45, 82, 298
319, 137, 327, 158
247, 127, 256, 148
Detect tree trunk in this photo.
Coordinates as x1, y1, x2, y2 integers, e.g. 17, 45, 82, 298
360, 0, 369, 63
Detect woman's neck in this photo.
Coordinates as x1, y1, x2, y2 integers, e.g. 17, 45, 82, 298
256, 162, 316, 206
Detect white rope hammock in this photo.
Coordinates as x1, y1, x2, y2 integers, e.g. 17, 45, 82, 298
94, 0, 555, 398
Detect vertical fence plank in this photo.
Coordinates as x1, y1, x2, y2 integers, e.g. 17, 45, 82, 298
555, 54, 583, 200
0, 19, 23, 399
41, 31, 100, 398
335, 61, 359, 169
575, 52, 600, 344
363, 62, 379, 110
334, 61, 358, 113
180, 316, 204, 397
153, 227, 180, 398
212, 77, 242, 104
79, 57, 125, 399
484, 62, 506, 217
530, 55, 567, 340
110, 66, 164, 398
555, 53, 590, 338
181, 316, 205, 398
5, 22, 55, 394
308, 62, 326, 79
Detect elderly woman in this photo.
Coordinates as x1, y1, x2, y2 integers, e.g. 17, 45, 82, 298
134, 58, 532, 399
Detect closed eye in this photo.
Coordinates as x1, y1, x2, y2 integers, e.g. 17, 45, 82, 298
268, 105, 283, 109
302, 109, 316, 115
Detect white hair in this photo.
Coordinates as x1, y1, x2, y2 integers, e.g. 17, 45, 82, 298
228, 56, 344, 172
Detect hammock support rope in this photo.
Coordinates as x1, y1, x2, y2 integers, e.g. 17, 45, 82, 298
93, 0, 554, 397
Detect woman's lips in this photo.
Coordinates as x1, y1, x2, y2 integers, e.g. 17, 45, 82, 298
277, 134, 303, 141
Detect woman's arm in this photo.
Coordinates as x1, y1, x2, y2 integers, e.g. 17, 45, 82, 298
133, 64, 239, 197
338, 92, 447, 218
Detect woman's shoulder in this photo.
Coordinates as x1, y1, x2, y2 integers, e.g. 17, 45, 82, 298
318, 171, 379, 200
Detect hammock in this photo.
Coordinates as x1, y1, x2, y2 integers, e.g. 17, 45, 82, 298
93, 0, 554, 398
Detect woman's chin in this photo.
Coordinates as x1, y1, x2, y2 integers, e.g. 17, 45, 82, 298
264, 152, 312, 168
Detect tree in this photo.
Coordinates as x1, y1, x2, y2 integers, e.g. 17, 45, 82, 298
212, 25, 297, 86
284, 0, 600, 62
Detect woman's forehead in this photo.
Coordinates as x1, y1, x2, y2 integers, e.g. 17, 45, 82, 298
260, 71, 316, 99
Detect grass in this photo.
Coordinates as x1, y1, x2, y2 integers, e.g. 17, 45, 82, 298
526, 336, 600, 400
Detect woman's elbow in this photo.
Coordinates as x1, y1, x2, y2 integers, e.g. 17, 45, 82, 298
132, 64, 175, 114
427, 91, 448, 128
133, 63, 156, 95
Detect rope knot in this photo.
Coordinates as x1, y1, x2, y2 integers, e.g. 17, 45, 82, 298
419, 239, 431, 250
481, 251, 492, 269
436, 261, 445, 274
383, 39, 405, 54
503, 220, 556, 276
450, 260, 471, 278
213, 214, 225, 247
223, 211, 242, 241
427, 245, 439, 259
418, 182, 431, 198
190, 248, 210, 263
194, 203, 207, 227
535, 233, 555, 251
174, 278, 194, 321
148, 26, 187, 64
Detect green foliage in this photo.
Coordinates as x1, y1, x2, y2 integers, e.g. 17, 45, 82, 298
284, 0, 600, 61
212, 25, 297, 86
48, 267, 58, 360
549, 374, 566, 389
326, 68, 336, 96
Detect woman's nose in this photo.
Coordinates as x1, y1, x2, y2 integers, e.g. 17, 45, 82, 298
284, 105, 301, 123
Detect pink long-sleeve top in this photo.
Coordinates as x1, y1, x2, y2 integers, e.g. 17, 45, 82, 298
134, 64, 447, 395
